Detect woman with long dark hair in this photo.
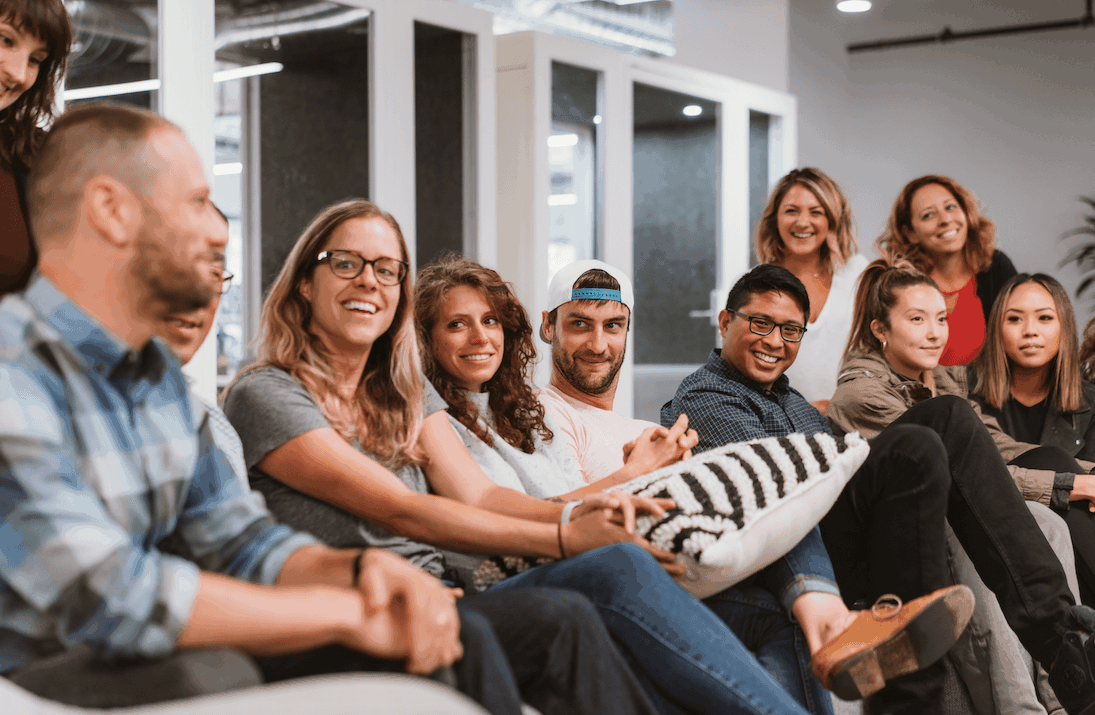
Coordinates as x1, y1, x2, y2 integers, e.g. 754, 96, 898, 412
0, 0, 72, 295
971, 273, 1095, 605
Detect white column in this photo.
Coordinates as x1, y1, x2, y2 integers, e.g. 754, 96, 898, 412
370, 1, 418, 267
160, 0, 217, 402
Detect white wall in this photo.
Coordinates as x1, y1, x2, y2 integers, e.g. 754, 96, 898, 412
789, 1, 1095, 316
671, 0, 789, 92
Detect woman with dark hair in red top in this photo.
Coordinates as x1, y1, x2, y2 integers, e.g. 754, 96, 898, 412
0, 0, 72, 296
877, 174, 1017, 366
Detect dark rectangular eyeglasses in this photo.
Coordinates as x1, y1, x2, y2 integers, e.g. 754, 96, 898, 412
727, 309, 807, 342
316, 250, 409, 286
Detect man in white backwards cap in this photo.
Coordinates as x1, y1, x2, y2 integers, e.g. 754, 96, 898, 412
538, 260, 697, 483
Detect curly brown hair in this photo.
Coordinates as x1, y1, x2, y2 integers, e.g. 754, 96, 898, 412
876, 174, 997, 275
415, 254, 552, 454
0, 0, 72, 172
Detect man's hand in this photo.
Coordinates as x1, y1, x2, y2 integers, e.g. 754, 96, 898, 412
621, 414, 699, 474
345, 549, 463, 674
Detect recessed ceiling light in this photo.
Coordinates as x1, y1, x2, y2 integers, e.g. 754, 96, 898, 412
837, 0, 872, 12
683, 105, 703, 117
593, 115, 602, 124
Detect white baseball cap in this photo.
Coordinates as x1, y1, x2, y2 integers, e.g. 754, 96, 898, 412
545, 260, 635, 314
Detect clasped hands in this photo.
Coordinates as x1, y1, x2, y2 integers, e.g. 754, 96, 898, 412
342, 548, 464, 675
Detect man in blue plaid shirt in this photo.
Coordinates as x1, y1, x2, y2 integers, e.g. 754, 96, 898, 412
0, 104, 659, 715
0, 102, 467, 703
664, 264, 1095, 715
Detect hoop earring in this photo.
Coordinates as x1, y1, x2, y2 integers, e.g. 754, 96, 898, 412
882, 340, 888, 351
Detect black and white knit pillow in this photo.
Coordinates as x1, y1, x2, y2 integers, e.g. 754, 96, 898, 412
474, 431, 869, 596
611, 431, 869, 598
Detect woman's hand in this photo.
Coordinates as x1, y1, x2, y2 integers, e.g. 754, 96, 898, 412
570, 492, 675, 533
561, 494, 686, 576
349, 549, 464, 674
1070, 474, 1095, 513
621, 414, 700, 474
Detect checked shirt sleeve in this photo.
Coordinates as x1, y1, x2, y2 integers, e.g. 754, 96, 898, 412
671, 381, 772, 454
0, 364, 200, 664
170, 400, 318, 586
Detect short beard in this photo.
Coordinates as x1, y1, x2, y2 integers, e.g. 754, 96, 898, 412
551, 337, 625, 396
133, 224, 215, 318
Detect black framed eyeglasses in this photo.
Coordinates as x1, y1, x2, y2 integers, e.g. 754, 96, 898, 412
727, 309, 807, 342
316, 250, 408, 286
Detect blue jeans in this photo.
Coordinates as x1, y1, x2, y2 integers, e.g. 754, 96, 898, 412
489, 542, 834, 715
761, 525, 842, 615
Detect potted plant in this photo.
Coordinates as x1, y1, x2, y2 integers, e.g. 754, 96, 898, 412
1063, 196, 1095, 298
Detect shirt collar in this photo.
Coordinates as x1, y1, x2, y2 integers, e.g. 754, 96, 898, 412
704, 349, 791, 397
24, 273, 172, 383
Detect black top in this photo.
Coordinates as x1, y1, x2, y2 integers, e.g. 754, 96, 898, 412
1002, 397, 1051, 446
974, 250, 1018, 322
971, 378, 1095, 464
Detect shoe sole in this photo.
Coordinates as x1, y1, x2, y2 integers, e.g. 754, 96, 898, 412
829, 588, 975, 701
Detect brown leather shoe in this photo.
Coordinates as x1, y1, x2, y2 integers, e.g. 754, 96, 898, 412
810, 585, 975, 701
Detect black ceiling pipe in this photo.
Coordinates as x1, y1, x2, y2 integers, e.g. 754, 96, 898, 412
846, 0, 1094, 54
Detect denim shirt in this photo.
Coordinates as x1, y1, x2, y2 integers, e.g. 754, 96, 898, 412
661, 350, 829, 454
0, 275, 315, 674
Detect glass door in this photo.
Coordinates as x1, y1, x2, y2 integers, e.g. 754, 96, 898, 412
548, 62, 603, 275
212, 0, 372, 387
415, 20, 476, 266
631, 83, 721, 422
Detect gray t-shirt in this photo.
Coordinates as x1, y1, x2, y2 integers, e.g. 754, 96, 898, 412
222, 367, 447, 576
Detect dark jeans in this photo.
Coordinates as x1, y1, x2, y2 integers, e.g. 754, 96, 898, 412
822, 396, 1076, 714
1010, 445, 1095, 607
9, 589, 657, 715
259, 588, 658, 715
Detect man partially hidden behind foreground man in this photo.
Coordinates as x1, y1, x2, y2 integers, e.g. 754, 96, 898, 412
0, 103, 660, 715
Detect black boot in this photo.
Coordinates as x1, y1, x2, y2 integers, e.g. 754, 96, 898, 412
1049, 605, 1095, 715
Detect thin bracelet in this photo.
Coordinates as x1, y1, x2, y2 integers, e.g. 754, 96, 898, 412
557, 523, 567, 559
560, 499, 583, 524
351, 548, 366, 587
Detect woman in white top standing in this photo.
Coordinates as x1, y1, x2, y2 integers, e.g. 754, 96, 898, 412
755, 168, 869, 413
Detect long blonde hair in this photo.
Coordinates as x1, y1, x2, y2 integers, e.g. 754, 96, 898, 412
243, 199, 424, 467
754, 167, 857, 270
972, 274, 1082, 413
